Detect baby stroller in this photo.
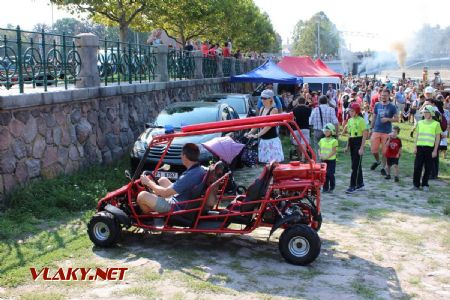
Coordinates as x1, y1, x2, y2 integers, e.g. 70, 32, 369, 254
202, 136, 246, 194
237, 136, 259, 168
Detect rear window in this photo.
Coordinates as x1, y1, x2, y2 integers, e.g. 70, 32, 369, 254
154, 106, 218, 127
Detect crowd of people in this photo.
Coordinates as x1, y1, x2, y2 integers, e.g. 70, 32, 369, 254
249, 77, 450, 194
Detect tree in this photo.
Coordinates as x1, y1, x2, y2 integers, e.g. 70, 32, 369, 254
291, 12, 340, 57
50, 0, 153, 43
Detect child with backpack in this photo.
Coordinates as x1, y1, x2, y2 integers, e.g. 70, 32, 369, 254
383, 126, 402, 182
318, 123, 338, 193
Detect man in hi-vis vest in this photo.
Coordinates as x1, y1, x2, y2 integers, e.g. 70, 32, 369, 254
412, 105, 441, 191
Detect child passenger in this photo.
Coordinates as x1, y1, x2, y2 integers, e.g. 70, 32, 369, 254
318, 123, 338, 193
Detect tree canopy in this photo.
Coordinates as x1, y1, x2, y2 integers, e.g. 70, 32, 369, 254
51, 0, 280, 53
50, 0, 152, 43
291, 12, 340, 57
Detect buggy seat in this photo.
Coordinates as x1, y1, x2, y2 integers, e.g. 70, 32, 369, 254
226, 161, 277, 225
167, 161, 226, 227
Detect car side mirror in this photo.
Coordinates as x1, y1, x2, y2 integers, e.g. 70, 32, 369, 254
248, 109, 256, 116
125, 170, 132, 180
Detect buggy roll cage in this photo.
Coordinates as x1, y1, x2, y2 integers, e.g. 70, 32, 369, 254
132, 113, 316, 181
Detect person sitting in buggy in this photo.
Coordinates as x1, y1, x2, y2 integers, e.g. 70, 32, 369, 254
137, 143, 206, 213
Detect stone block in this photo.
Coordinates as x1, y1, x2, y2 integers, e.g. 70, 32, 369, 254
102, 150, 112, 164
13, 110, 30, 124
41, 163, 64, 179
51, 90, 74, 104
3, 174, 17, 193
69, 145, 79, 161
15, 160, 28, 183
26, 159, 41, 178
119, 85, 136, 95
42, 146, 58, 168
70, 109, 82, 124
9, 119, 25, 138
53, 127, 62, 145
22, 117, 37, 143
36, 117, 47, 135
32, 135, 46, 159
58, 146, 69, 165
0, 150, 16, 173
12, 139, 27, 159
55, 111, 67, 126
111, 147, 123, 160
0, 128, 12, 151
45, 113, 57, 127
0, 111, 12, 126
76, 118, 92, 144
99, 86, 120, 98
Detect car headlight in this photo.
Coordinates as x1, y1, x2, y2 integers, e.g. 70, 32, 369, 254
132, 140, 146, 157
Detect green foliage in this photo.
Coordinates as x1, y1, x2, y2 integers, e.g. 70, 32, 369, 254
51, 0, 154, 42
291, 11, 341, 57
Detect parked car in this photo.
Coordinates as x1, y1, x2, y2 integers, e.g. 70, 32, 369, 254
201, 93, 256, 119
130, 101, 241, 178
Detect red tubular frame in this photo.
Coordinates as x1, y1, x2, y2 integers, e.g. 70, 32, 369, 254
96, 114, 324, 234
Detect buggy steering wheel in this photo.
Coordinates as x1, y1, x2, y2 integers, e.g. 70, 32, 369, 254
139, 170, 159, 191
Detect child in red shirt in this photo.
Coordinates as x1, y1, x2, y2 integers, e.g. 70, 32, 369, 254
384, 125, 402, 182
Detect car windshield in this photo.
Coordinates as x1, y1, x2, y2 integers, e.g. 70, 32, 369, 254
154, 106, 218, 128
217, 97, 246, 114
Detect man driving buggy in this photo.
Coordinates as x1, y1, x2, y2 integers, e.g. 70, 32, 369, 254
137, 143, 206, 213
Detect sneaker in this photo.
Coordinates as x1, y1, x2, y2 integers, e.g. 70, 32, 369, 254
322, 188, 329, 193
422, 186, 430, 192
385, 174, 391, 180
394, 176, 399, 182
355, 184, 365, 191
380, 168, 387, 176
370, 161, 381, 170
410, 131, 414, 138
410, 186, 421, 191
345, 187, 356, 194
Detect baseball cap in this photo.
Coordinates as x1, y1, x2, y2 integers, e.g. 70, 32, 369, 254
261, 89, 274, 99
424, 86, 434, 94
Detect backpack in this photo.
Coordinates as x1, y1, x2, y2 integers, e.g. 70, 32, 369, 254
440, 115, 448, 132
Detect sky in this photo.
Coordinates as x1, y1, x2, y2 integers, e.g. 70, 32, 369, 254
1, 0, 449, 52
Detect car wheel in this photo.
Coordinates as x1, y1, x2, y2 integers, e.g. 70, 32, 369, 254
87, 211, 121, 247
279, 224, 321, 265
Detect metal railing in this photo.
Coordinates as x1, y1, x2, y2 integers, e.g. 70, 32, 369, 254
235, 59, 242, 75
202, 55, 217, 78
223, 57, 231, 77
98, 40, 157, 85
0, 26, 81, 93
167, 49, 195, 80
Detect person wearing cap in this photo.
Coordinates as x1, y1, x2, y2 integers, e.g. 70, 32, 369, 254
245, 89, 284, 163
412, 105, 442, 191
370, 88, 398, 176
256, 84, 282, 113
318, 123, 338, 193
345, 102, 369, 194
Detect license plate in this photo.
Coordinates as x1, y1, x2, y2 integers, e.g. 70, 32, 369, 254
155, 171, 179, 179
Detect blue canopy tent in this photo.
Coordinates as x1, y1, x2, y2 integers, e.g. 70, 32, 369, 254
230, 60, 303, 84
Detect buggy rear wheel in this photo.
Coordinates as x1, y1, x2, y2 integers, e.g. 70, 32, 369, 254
87, 211, 121, 247
279, 224, 321, 265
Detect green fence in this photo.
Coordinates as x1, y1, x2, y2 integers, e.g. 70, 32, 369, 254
168, 49, 195, 80
202, 55, 217, 78
235, 59, 242, 75
0, 26, 81, 93
223, 57, 231, 77
98, 40, 157, 86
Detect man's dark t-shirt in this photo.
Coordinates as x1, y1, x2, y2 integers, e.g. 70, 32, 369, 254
170, 164, 206, 207
293, 105, 312, 129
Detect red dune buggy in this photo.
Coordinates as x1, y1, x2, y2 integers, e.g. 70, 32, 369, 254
87, 113, 326, 265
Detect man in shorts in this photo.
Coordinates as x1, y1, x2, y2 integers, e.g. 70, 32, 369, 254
137, 143, 206, 213
370, 89, 398, 175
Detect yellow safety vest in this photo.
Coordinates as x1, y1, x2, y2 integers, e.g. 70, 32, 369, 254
319, 138, 338, 160
347, 116, 367, 137
417, 120, 440, 147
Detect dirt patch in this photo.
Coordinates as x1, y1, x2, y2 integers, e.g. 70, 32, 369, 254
2, 165, 449, 300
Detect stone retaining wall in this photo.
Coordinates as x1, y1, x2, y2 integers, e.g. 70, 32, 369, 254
0, 78, 250, 204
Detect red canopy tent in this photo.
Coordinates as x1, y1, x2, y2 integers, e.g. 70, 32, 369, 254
278, 56, 325, 77
314, 58, 343, 78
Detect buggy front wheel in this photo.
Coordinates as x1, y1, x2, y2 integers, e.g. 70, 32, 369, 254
87, 211, 121, 247
279, 224, 321, 265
